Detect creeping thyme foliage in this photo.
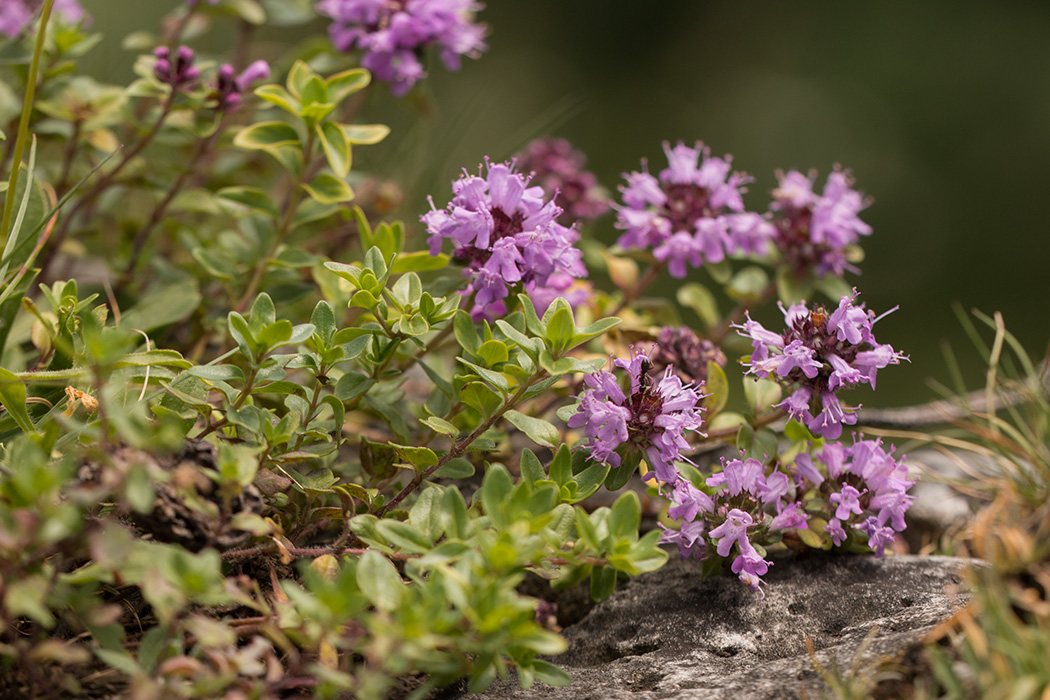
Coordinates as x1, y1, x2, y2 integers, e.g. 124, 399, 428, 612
0, 0, 930, 693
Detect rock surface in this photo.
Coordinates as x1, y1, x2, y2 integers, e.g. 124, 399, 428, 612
447, 553, 974, 700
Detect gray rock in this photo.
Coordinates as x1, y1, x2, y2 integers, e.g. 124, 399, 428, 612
449, 553, 975, 700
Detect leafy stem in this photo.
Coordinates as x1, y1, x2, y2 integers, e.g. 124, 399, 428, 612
376, 370, 550, 517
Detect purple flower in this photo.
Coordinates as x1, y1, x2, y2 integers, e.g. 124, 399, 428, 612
568, 347, 705, 484
423, 159, 588, 319
769, 501, 808, 531
769, 168, 872, 278
660, 519, 706, 560
316, 0, 487, 96
829, 484, 865, 520
614, 141, 773, 278
736, 290, 907, 438
825, 517, 848, 546
154, 46, 201, 89
801, 437, 914, 553
213, 60, 270, 110
708, 508, 755, 558
667, 478, 714, 522
513, 138, 611, 224
731, 549, 771, 596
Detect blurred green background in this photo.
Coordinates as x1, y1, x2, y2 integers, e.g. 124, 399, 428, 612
78, 1, 1050, 408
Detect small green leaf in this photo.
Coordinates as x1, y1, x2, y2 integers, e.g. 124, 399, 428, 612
677, 282, 720, 329
433, 457, 474, 479
326, 68, 371, 105
743, 376, 782, 414
453, 310, 480, 355
504, 410, 559, 449
356, 550, 404, 610
233, 121, 300, 151
421, 415, 458, 437
544, 304, 575, 356
519, 449, 545, 484
341, 123, 390, 145
216, 186, 280, 219
315, 122, 351, 178
389, 251, 448, 274
391, 444, 438, 469
253, 84, 301, 115
703, 361, 729, 416
477, 339, 509, 366
590, 566, 617, 602
302, 173, 354, 205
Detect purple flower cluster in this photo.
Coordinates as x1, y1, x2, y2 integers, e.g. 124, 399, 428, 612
737, 290, 906, 439
0, 0, 84, 38
568, 348, 705, 484
212, 60, 270, 111
422, 159, 588, 319
650, 326, 726, 386
316, 0, 487, 96
513, 138, 611, 225
153, 46, 200, 89
770, 169, 872, 278
615, 141, 775, 278
661, 437, 912, 594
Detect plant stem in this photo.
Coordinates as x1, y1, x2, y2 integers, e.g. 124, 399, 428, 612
0, 0, 54, 251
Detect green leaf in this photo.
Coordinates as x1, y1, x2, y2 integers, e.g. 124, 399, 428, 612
216, 186, 280, 219
519, 449, 545, 484
374, 519, 432, 553
743, 376, 782, 414
727, 265, 771, 302
421, 415, 458, 437
301, 173, 354, 205
569, 461, 610, 503
544, 304, 575, 356
0, 368, 36, 435
609, 491, 641, 541
677, 282, 720, 329
479, 464, 513, 524
504, 410, 559, 449
389, 251, 448, 274
457, 358, 510, 394
233, 121, 300, 151
784, 418, 817, 443
590, 566, 617, 602
453, 310, 480, 355
356, 550, 404, 610
433, 457, 474, 479
604, 448, 639, 491
326, 68, 371, 105
341, 123, 390, 145
477, 339, 509, 367
315, 122, 351, 178
531, 660, 572, 688
286, 60, 314, 99
549, 444, 572, 485
391, 444, 438, 469
253, 84, 301, 115
703, 361, 729, 416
